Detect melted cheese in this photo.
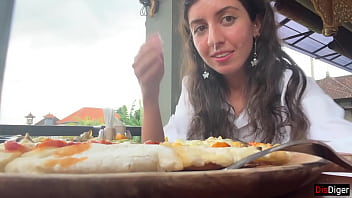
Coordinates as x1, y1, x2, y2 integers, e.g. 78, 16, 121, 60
45, 157, 88, 168
171, 145, 259, 168
54, 143, 91, 157
0, 152, 22, 172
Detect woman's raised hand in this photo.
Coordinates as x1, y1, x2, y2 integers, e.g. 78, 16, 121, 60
133, 33, 164, 101
133, 33, 165, 142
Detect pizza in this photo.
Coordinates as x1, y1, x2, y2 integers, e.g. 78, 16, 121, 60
0, 134, 290, 174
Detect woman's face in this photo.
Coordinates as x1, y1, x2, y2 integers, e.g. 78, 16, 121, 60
188, 0, 261, 77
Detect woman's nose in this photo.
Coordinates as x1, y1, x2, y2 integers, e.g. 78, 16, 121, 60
207, 24, 224, 49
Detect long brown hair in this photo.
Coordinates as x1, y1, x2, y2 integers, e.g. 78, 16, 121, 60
180, 0, 309, 143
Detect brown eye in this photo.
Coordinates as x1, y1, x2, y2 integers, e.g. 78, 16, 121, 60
193, 25, 207, 35
222, 16, 236, 25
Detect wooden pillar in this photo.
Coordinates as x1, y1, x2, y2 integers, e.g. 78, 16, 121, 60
145, 0, 182, 125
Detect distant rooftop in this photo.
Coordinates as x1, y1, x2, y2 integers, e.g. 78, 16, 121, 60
316, 75, 352, 99
57, 107, 120, 125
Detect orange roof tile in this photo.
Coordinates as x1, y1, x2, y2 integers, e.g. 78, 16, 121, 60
57, 107, 120, 124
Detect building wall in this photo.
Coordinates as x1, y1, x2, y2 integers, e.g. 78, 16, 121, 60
335, 99, 352, 122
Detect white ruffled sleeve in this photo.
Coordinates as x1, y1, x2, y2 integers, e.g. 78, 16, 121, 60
163, 77, 193, 141
302, 77, 352, 153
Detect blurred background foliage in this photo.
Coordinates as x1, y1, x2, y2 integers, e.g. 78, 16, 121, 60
116, 100, 142, 126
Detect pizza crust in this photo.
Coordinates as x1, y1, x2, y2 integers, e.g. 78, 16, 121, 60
0, 151, 22, 172
5, 143, 184, 173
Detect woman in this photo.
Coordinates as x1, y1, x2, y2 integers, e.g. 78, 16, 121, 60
133, 0, 352, 153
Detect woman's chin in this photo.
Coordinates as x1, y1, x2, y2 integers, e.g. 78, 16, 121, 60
214, 66, 244, 77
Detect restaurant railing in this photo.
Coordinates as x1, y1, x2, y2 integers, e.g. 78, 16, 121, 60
0, 124, 141, 143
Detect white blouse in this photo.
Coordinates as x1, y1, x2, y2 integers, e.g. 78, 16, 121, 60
164, 70, 352, 153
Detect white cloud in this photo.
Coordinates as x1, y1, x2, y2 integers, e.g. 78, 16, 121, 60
1, 0, 146, 124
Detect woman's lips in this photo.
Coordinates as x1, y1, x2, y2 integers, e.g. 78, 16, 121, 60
212, 51, 234, 63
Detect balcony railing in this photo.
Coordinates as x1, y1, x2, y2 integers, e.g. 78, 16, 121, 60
0, 124, 141, 143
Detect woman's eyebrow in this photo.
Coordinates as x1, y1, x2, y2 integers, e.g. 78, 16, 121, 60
215, 6, 240, 16
189, 6, 240, 26
189, 18, 204, 27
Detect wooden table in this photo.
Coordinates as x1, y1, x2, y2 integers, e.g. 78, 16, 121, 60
281, 156, 352, 198
1, 172, 349, 198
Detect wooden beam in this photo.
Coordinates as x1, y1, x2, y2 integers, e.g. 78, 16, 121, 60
274, 0, 323, 33
311, 0, 352, 36
328, 27, 352, 59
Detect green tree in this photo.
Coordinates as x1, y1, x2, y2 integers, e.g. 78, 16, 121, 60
116, 100, 142, 126
66, 116, 104, 126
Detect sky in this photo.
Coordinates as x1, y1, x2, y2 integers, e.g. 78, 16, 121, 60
0, 0, 351, 125
0, 0, 146, 124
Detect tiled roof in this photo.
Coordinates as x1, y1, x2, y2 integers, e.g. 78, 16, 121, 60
316, 75, 352, 99
44, 113, 55, 118
57, 107, 120, 124
35, 114, 60, 126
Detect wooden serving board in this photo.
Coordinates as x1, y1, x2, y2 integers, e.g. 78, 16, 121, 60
0, 153, 328, 198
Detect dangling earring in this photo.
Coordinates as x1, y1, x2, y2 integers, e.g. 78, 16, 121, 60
202, 63, 209, 79
250, 37, 258, 67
